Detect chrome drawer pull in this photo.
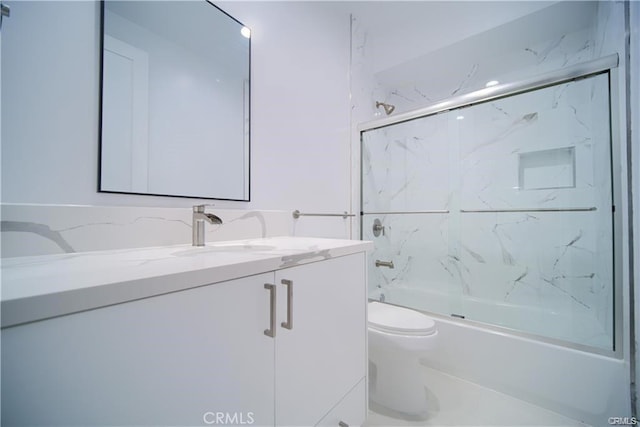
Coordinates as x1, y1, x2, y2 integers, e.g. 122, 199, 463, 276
281, 279, 293, 330
264, 284, 276, 338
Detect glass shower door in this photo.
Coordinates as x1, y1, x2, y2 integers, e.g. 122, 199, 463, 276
361, 71, 615, 352
361, 110, 463, 317
454, 73, 614, 350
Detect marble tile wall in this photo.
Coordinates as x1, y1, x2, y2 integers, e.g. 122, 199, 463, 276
458, 73, 612, 211
362, 2, 602, 117
0, 204, 292, 258
361, 73, 614, 350
361, 113, 451, 213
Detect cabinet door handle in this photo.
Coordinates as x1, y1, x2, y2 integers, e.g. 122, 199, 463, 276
338, 422, 349, 427
281, 279, 293, 330
264, 284, 276, 338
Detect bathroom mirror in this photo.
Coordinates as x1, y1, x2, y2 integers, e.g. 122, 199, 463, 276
99, 0, 250, 201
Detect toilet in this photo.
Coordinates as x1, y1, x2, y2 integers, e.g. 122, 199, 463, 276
368, 301, 438, 416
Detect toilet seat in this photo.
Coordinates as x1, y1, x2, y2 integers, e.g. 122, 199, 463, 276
368, 302, 436, 336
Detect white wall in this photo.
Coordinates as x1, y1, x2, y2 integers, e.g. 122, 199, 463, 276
1, 1, 352, 233
631, 0, 640, 417
350, 1, 557, 75
2, 1, 101, 205
218, 2, 351, 211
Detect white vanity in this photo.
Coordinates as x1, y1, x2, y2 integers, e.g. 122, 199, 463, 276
1, 237, 372, 426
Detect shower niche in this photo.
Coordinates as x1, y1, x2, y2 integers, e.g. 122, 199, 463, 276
518, 147, 576, 190
361, 70, 616, 352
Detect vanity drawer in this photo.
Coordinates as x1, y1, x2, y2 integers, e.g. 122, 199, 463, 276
315, 377, 367, 427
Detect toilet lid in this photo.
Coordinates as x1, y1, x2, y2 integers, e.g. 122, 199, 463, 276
368, 302, 436, 335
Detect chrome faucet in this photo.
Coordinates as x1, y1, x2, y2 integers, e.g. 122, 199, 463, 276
192, 205, 223, 246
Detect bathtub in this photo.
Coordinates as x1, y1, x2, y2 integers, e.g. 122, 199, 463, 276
381, 287, 612, 350
370, 287, 629, 426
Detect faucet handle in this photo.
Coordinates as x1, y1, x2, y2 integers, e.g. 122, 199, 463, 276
193, 204, 216, 213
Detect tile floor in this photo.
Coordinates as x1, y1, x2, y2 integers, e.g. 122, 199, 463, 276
363, 365, 589, 427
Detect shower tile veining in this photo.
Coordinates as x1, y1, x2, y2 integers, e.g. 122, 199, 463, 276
364, 365, 589, 427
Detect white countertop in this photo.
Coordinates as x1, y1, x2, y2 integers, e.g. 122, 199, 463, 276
1, 236, 373, 328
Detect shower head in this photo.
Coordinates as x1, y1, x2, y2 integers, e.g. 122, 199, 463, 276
376, 101, 395, 115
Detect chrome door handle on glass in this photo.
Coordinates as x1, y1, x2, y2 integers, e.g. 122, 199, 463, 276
372, 218, 385, 237
375, 260, 394, 269
281, 279, 294, 330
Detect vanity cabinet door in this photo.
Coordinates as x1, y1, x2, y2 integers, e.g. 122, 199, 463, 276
1, 273, 275, 427
274, 253, 367, 426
